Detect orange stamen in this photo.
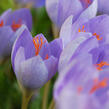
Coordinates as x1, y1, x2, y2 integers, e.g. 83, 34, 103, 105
89, 78, 108, 94
33, 37, 46, 56
78, 25, 86, 32
96, 61, 109, 71
93, 33, 103, 41
11, 20, 22, 31
0, 20, 4, 27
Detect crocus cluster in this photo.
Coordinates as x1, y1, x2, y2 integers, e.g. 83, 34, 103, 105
0, 8, 32, 61
11, 25, 62, 91
54, 14, 109, 109
46, 0, 97, 28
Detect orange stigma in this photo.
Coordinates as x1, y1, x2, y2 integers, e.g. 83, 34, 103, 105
11, 20, 22, 31
33, 37, 46, 56
93, 33, 103, 41
0, 20, 4, 27
89, 78, 108, 94
96, 61, 109, 71
45, 54, 49, 60
78, 25, 86, 32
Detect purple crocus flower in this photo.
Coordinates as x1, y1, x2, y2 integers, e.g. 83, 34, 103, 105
0, 8, 32, 61
11, 25, 62, 91
60, 14, 109, 47
46, 0, 97, 28
17, 0, 45, 7
54, 33, 109, 108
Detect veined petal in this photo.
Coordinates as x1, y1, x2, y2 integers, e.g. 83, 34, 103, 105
11, 25, 35, 69
18, 55, 48, 90
44, 56, 58, 80
49, 38, 63, 59
59, 33, 94, 72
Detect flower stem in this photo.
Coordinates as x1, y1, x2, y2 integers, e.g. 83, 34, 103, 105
42, 80, 51, 109
48, 99, 55, 109
52, 24, 59, 38
21, 91, 33, 109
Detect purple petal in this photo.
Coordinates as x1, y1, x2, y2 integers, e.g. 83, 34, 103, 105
46, 0, 83, 28
46, 0, 60, 27
60, 15, 90, 47
0, 26, 14, 59
78, 0, 97, 20
98, 0, 109, 14
55, 90, 101, 109
6, 8, 32, 31
11, 25, 35, 69
0, 9, 12, 25
39, 43, 51, 60
57, 0, 83, 27
15, 53, 48, 90
59, 33, 94, 72
55, 53, 98, 99
34, 0, 45, 7
60, 15, 73, 48
34, 33, 48, 43
17, 0, 45, 7
49, 38, 63, 59
83, 15, 109, 44
14, 47, 26, 79
44, 56, 58, 80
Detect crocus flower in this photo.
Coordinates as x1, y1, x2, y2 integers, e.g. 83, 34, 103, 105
46, 0, 97, 28
98, 0, 109, 15
17, 0, 45, 7
60, 14, 109, 47
11, 25, 62, 91
54, 18, 109, 108
54, 52, 109, 109
0, 8, 32, 61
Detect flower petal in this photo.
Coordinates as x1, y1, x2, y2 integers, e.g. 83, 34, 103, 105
49, 38, 63, 58
11, 25, 35, 69
59, 33, 94, 72
44, 56, 58, 80
79, 0, 97, 20
18, 55, 48, 90
6, 8, 32, 30
0, 9, 12, 25
0, 26, 13, 59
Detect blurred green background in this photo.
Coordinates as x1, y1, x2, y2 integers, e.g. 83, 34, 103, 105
0, 0, 56, 108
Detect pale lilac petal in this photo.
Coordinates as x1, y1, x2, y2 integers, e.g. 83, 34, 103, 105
14, 47, 26, 79
49, 38, 63, 58
18, 55, 48, 89
79, 0, 97, 20
44, 56, 58, 80
60, 15, 73, 48
59, 33, 95, 72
